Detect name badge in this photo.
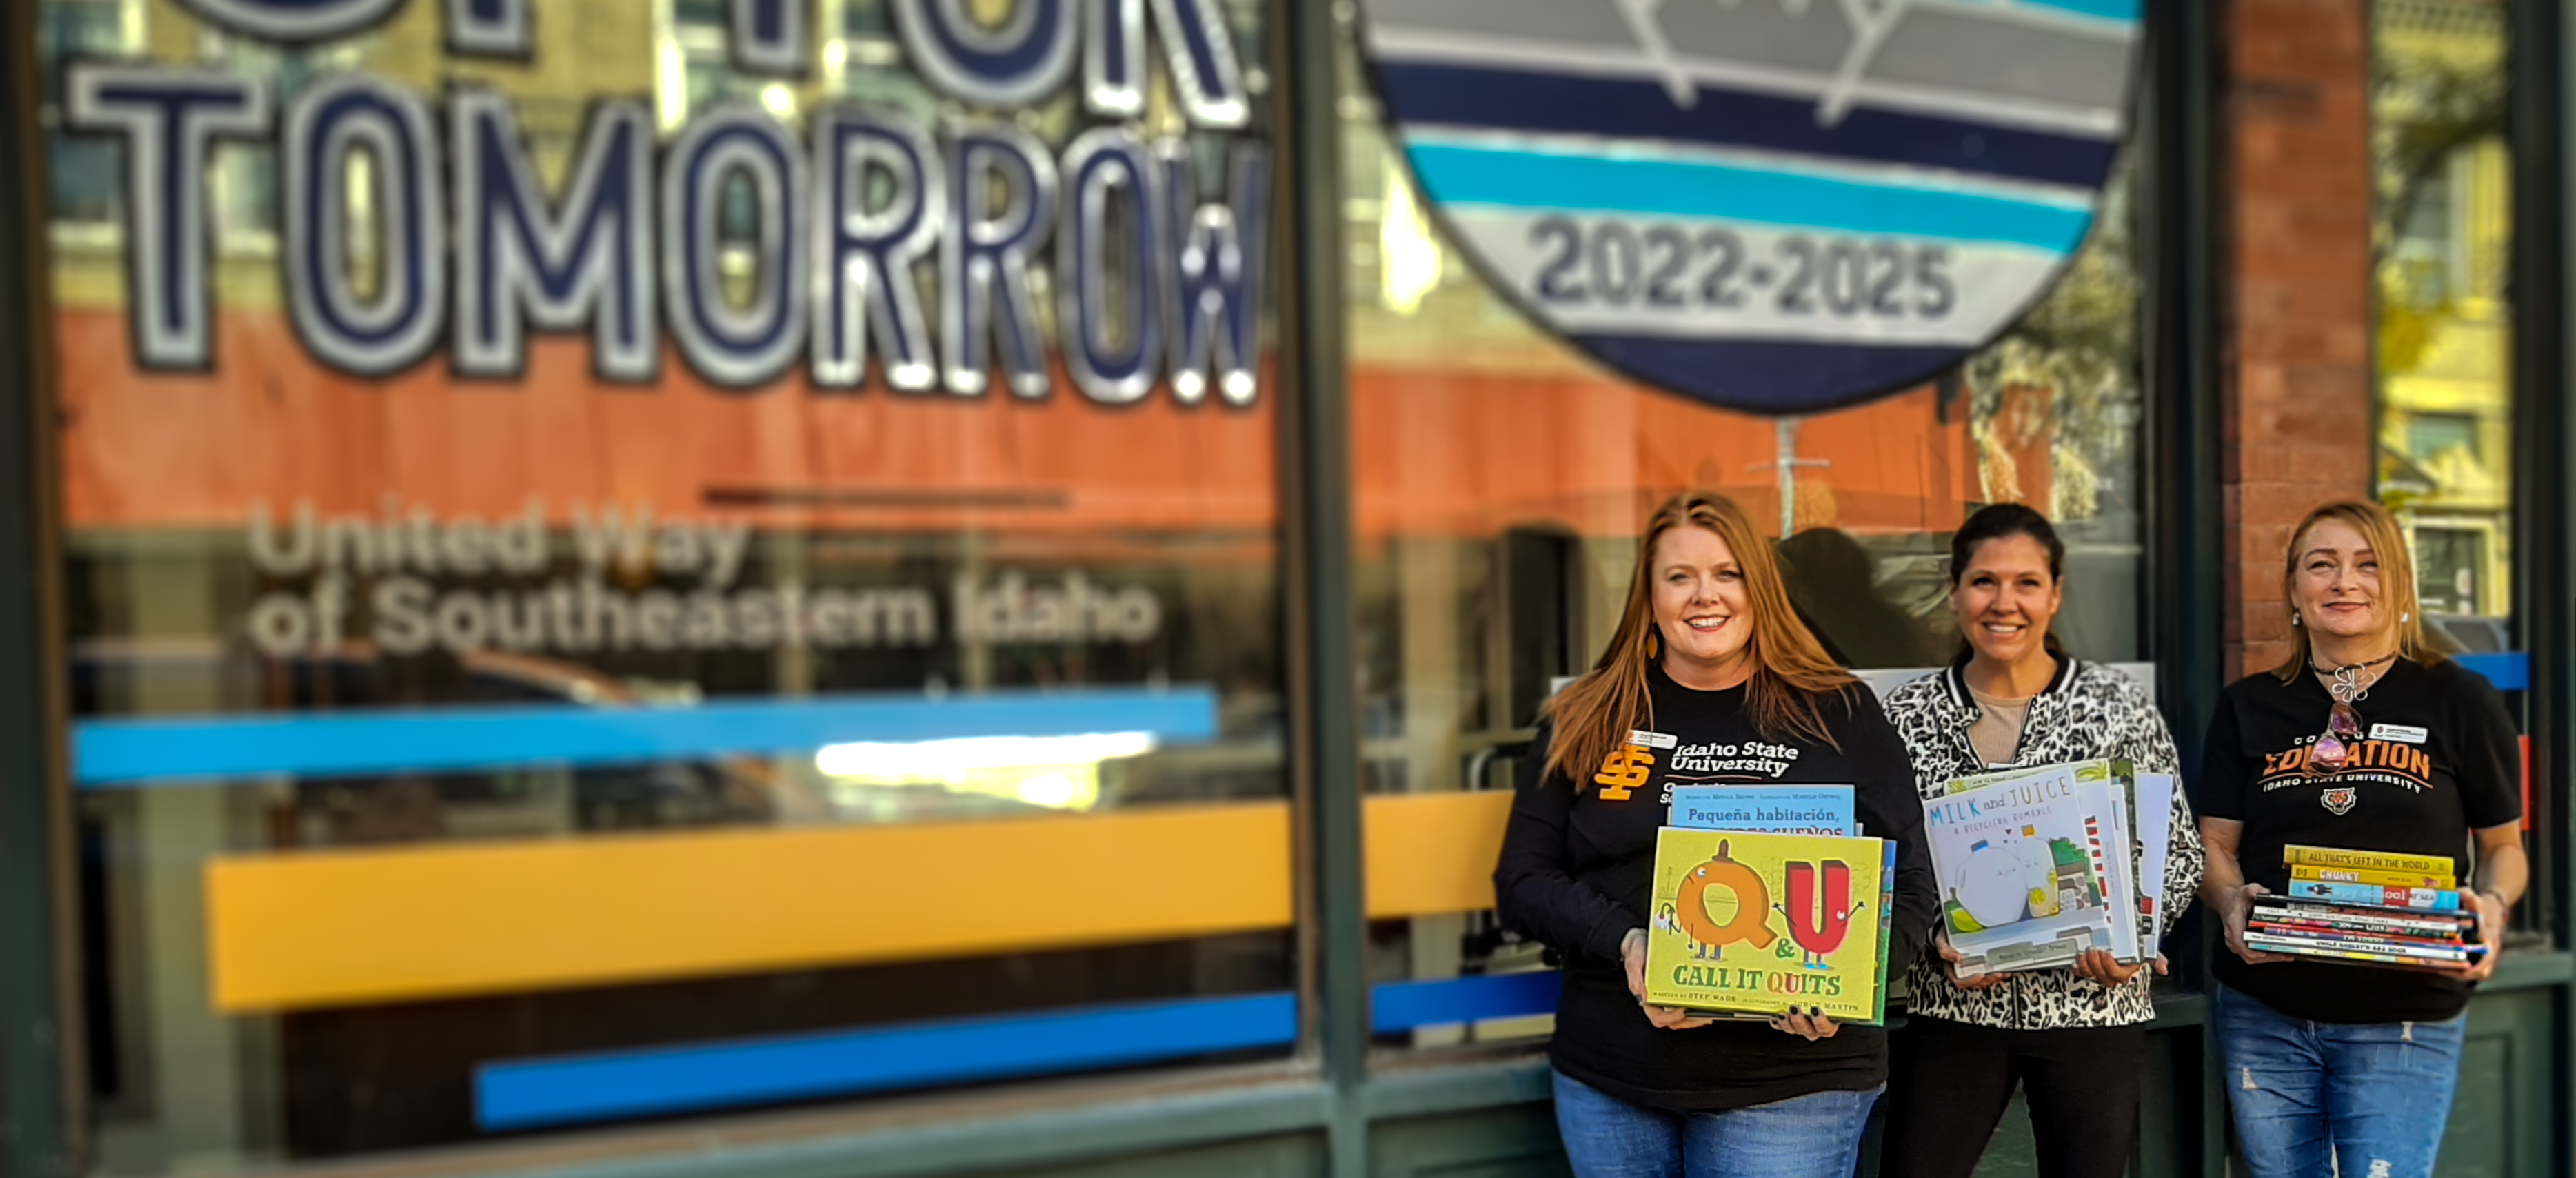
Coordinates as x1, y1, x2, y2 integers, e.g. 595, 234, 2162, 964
1627, 730, 1678, 750
2371, 724, 2428, 745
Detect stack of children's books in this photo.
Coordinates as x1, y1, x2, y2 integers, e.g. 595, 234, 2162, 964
2244, 846, 2486, 968
1922, 760, 2176, 978
1640, 785, 1898, 1023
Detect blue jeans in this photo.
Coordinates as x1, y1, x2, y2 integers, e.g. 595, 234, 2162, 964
1551, 1069, 1882, 1178
2213, 984, 2468, 1178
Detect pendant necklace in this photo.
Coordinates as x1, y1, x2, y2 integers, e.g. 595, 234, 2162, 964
2304, 651, 2397, 775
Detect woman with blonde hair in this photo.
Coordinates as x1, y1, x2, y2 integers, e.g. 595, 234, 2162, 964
2199, 500, 2524, 1178
1494, 491, 1937, 1178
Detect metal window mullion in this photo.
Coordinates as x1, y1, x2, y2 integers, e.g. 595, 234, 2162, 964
1267, 0, 1367, 1175
0, 7, 80, 1177
2142, 1, 2225, 1175
2510, 0, 2570, 951
2508, 2, 2575, 1177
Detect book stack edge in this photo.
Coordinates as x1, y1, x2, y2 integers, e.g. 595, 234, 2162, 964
2244, 845, 2484, 969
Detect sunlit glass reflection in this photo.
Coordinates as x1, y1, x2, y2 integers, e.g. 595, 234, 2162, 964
813, 731, 1158, 810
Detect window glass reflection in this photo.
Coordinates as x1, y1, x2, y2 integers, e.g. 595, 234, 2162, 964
43, 0, 1290, 1168
2372, 0, 2513, 633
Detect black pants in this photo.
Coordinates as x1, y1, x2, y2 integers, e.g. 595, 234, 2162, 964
1880, 1015, 2146, 1178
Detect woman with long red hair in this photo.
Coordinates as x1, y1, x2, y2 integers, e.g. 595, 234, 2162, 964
1494, 491, 1938, 1178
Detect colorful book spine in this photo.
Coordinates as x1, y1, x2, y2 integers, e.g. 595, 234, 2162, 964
2253, 913, 2468, 940
2248, 924, 2474, 953
2282, 881, 2460, 910
2244, 936, 2477, 968
2246, 931, 2475, 959
2250, 920, 2465, 949
2281, 844, 2458, 879
2251, 902, 2472, 937
2289, 864, 2455, 890
1872, 837, 1897, 1025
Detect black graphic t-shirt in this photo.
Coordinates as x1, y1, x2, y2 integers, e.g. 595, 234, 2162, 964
2199, 656, 2522, 1023
1493, 663, 1937, 1113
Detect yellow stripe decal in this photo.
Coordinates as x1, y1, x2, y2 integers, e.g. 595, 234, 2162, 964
208, 792, 1513, 1012
1363, 791, 1511, 919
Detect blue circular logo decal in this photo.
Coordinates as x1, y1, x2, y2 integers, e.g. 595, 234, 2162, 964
1356, 0, 2141, 415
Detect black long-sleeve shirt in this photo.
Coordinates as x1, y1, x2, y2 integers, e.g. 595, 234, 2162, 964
1493, 664, 1938, 1112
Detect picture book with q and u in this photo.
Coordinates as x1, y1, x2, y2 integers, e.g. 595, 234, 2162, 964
1642, 828, 1895, 1023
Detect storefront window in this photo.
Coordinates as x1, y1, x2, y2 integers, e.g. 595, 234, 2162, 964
2373, 0, 2513, 639
1338, 3, 2152, 1045
35, 0, 137, 232
43, 0, 1287, 1170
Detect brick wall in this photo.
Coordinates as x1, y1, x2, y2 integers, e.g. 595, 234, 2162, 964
2224, 0, 2377, 680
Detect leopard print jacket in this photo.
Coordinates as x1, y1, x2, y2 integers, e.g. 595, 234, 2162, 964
1884, 658, 2206, 1030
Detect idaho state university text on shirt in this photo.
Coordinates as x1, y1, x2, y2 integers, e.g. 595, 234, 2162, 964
2259, 738, 2435, 795
1592, 737, 1807, 802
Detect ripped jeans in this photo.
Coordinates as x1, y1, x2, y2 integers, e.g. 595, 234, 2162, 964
2213, 984, 2468, 1178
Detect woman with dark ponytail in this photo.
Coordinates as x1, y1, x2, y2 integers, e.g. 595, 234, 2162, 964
1876, 503, 2206, 1178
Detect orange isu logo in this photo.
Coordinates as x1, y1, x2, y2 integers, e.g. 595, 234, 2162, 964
1593, 744, 1656, 801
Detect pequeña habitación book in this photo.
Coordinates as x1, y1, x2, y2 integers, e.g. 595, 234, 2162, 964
1667, 784, 1856, 837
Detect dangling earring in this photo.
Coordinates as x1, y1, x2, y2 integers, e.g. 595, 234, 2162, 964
2291, 612, 2302, 627
2401, 612, 2411, 624
1644, 630, 1660, 660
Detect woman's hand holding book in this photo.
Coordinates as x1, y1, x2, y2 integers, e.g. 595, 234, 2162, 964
2072, 948, 2164, 986
1938, 934, 2011, 990
1769, 1011, 1840, 1041
2455, 891, 2507, 982
2222, 883, 2295, 965
1624, 928, 1718, 1030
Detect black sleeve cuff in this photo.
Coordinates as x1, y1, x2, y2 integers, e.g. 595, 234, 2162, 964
1582, 912, 1638, 967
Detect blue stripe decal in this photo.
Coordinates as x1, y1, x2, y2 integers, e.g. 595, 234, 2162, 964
1570, 335, 1973, 415
1406, 143, 2095, 252
2016, 0, 2142, 21
476, 991, 1299, 1132
2456, 652, 2529, 692
1374, 63, 2119, 191
74, 687, 1222, 787
1371, 973, 1561, 1034
477, 973, 1573, 1131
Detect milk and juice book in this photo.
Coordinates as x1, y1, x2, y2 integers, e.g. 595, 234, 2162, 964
1642, 828, 1896, 1023
1925, 764, 2124, 975
1948, 759, 2169, 961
